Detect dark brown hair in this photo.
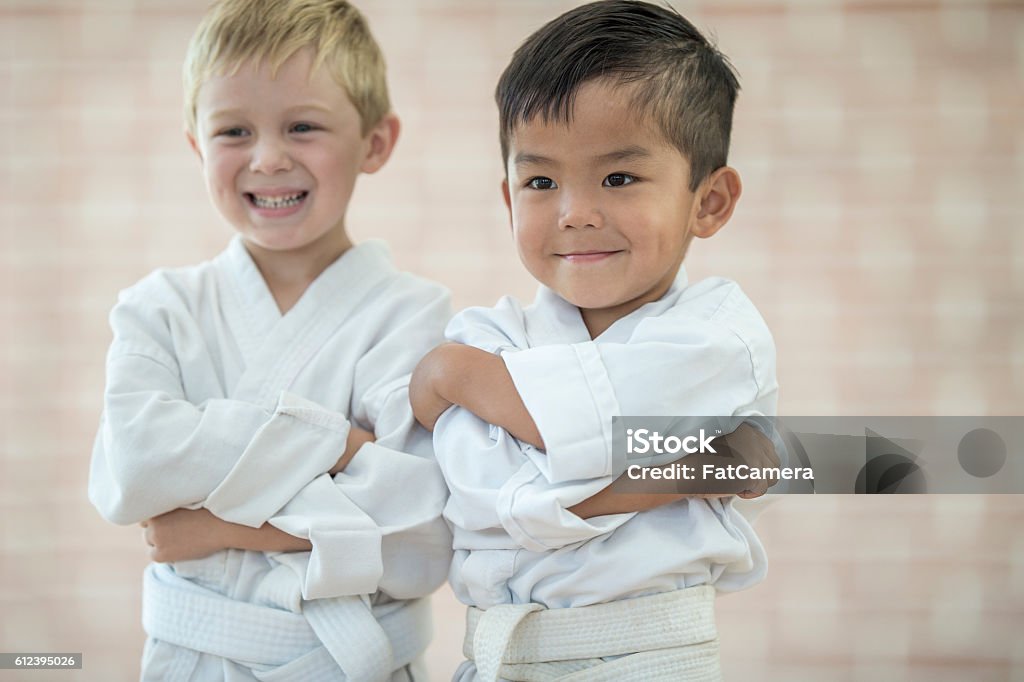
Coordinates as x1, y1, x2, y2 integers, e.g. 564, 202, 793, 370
496, 0, 740, 191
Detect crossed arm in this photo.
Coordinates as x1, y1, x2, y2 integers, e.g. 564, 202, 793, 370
141, 424, 376, 562
102, 281, 455, 583
146, 340, 776, 560
408, 343, 778, 517
146, 340, 656, 560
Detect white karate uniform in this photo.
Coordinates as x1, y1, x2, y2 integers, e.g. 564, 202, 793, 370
89, 237, 453, 681
433, 268, 778, 680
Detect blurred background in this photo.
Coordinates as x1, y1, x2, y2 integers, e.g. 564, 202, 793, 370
1, 0, 1022, 680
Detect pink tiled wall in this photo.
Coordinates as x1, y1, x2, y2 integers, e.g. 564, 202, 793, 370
1, 0, 1021, 680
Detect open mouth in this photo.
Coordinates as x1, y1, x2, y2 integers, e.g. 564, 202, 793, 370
245, 191, 308, 209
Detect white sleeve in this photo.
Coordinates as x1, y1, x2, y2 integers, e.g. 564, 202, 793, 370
431, 403, 631, 553
434, 300, 632, 553
496, 456, 634, 552
266, 281, 454, 600
494, 319, 768, 548
89, 291, 348, 527
502, 315, 773, 484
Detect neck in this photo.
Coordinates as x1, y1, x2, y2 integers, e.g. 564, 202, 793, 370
579, 307, 621, 339
579, 270, 680, 339
243, 229, 353, 314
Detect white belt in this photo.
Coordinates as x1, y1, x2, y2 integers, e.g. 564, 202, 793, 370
143, 563, 430, 681
464, 586, 721, 682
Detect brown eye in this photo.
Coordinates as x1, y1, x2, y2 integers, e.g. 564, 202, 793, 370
603, 173, 636, 187
527, 177, 557, 190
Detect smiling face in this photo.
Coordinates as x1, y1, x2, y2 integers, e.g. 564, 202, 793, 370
504, 80, 716, 335
189, 48, 394, 264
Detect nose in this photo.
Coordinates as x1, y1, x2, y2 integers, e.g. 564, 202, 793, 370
559, 189, 603, 230
249, 136, 292, 175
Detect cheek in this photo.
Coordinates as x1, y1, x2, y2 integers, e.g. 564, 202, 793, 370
308, 146, 361, 188
511, 192, 555, 233
639, 205, 688, 250
206, 153, 240, 190
512, 224, 538, 263
511, 206, 547, 256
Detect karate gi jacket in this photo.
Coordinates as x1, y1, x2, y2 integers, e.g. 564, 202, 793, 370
89, 237, 452, 680
435, 268, 778, 610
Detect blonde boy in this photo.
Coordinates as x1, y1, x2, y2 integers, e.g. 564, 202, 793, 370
89, 1, 451, 679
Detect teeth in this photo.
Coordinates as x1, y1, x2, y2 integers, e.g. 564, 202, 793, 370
251, 192, 305, 209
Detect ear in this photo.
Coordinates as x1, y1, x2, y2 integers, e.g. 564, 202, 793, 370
186, 130, 203, 164
692, 166, 742, 239
501, 178, 513, 230
360, 112, 401, 174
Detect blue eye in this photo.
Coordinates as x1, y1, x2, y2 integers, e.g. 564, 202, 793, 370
527, 177, 557, 190
603, 173, 637, 187
218, 127, 248, 138
291, 123, 316, 133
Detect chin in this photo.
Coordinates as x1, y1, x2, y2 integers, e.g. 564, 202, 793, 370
561, 290, 622, 311
244, 227, 317, 251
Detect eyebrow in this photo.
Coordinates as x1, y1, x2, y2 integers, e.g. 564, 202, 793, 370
284, 103, 333, 116
205, 108, 245, 122
513, 152, 556, 168
513, 145, 652, 169
594, 145, 652, 164
205, 103, 333, 121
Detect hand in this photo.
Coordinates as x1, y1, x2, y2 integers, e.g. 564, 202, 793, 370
409, 344, 457, 431
140, 508, 230, 563
719, 422, 780, 499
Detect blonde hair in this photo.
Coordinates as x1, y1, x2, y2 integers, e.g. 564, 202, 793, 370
183, 0, 390, 136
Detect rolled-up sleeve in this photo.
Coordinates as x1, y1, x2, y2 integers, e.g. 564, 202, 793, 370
502, 316, 768, 486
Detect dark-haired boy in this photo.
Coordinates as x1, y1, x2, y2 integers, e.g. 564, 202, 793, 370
411, 1, 777, 680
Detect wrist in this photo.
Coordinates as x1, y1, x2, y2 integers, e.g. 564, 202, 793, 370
230, 522, 312, 553
330, 426, 374, 475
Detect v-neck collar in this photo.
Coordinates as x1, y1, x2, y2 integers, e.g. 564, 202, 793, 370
214, 236, 396, 406
524, 266, 690, 345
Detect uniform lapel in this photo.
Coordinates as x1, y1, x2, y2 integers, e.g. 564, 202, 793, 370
522, 267, 691, 345
524, 286, 591, 347
217, 238, 394, 409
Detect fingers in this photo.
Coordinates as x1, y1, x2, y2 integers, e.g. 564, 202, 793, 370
738, 469, 774, 498
737, 482, 764, 499
737, 486, 766, 499
143, 526, 160, 563
143, 527, 168, 562
738, 484, 768, 499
